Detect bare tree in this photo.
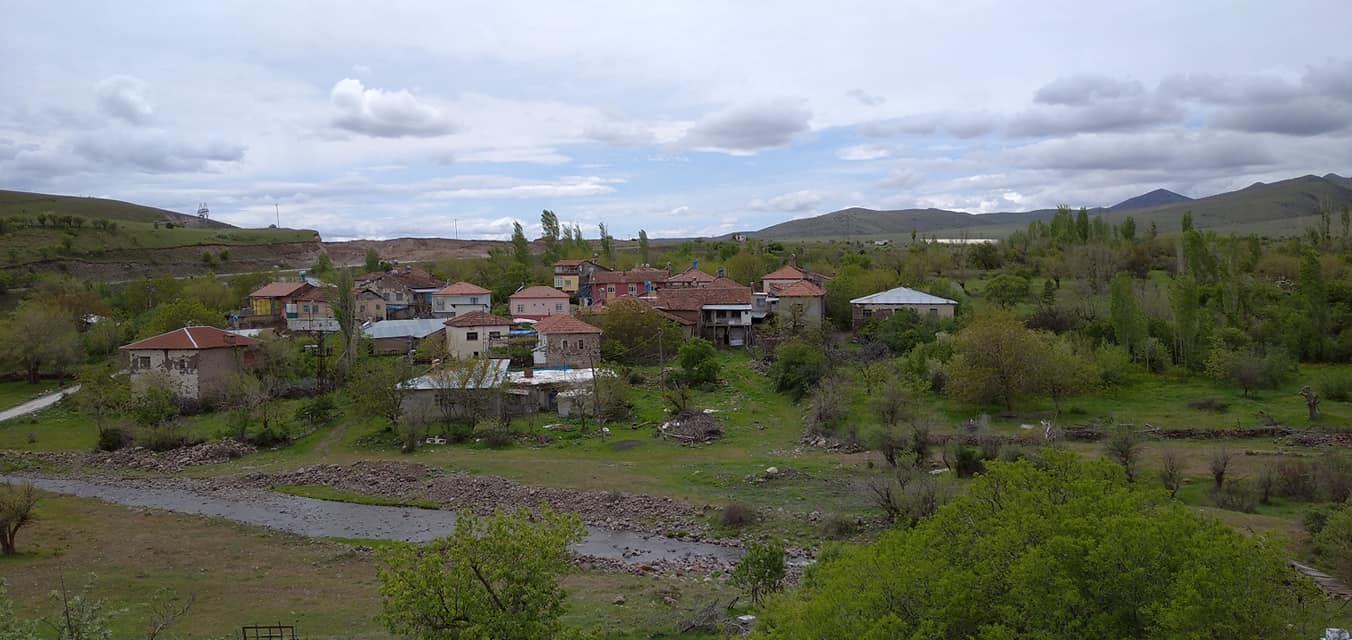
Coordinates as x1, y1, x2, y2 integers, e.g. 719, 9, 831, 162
1158, 451, 1184, 498
143, 591, 195, 640
1209, 447, 1233, 490
0, 482, 37, 555
1104, 427, 1143, 482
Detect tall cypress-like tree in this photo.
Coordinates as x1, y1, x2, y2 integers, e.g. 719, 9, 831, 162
598, 222, 614, 262
540, 210, 561, 264
1168, 275, 1200, 369
638, 229, 651, 266
1074, 208, 1090, 242
1109, 273, 1147, 358
511, 221, 531, 267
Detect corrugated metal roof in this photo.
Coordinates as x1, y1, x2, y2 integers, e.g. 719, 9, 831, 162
362, 318, 447, 340
402, 358, 511, 390
850, 287, 957, 306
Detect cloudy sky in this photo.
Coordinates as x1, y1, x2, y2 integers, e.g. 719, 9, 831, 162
4, 2, 1352, 240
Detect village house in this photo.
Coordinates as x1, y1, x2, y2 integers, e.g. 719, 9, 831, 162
246, 281, 315, 326
430, 282, 491, 318
355, 266, 445, 319
761, 255, 829, 292
120, 326, 259, 404
552, 258, 610, 303
651, 283, 755, 348
589, 295, 697, 338
849, 286, 958, 327
363, 318, 448, 356
766, 279, 827, 329
665, 261, 716, 289
444, 310, 514, 359
591, 267, 670, 305
532, 314, 602, 368
509, 285, 571, 320
285, 287, 386, 332
400, 358, 513, 421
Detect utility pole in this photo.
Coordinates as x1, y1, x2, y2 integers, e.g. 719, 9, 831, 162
275, 203, 280, 228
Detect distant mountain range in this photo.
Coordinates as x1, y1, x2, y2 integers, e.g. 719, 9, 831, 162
743, 173, 1352, 240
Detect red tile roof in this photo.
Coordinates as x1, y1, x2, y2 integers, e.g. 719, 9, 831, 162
445, 310, 514, 327
356, 267, 444, 290
510, 285, 570, 299
762, 264, 809, 281
770, 280, 827, 297
535, 314, 602, 334
435, 282, 491, 296
594, 295, 696, 326
121, 326, 258, 351
706, 277, 747, 289
249, 281, 310, 298
552, 258, 591, 267
652, 286, 753, 312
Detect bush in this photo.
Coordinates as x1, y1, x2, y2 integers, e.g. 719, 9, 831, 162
1313, 505, 1352, 583
137, 427, 198, 452
1093, 345, 1133, 387
95, 427, 128, 452
719, 503, 756, 529
1317, 371, 1352, 402
729, 540, 786, 606
477, 422, 517, 449
950, 445, 985, 478
1186, 397, 1229, 412
295, 394, 338, 427
247, 423, 291, 448
1302, 506, 1335, 538
769, 338, 829, 400
676, 338, 720, 388
1211, 479, 1258, 513
820, 514, 857, 539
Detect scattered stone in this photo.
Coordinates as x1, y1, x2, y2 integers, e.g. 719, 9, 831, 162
764, 466, 779, 476
612, 595, 626, 605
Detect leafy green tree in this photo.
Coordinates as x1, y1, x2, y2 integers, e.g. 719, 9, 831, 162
1204, 341, 1294, 397
1119, 216, 1136, 242
769, 338, 829, 401
1033, 336, 1095, 418
1109, 273, 1146, 356
984, 274, 1030, 307
310, 252, 335, 278
331, 268, 359, 382
859, 309, 938, 355
511, 222, 531, 268
730, 540, 787, 607
1168, 275, 1201, 368
130, 371, 180, 427
945, 312, 1043, 412
1181, 211, 1194, 233
1074, 207, 1090, 242
676, 337, 720, 387
0, 581, 37, 639
75, 364, 129, 441
589, 299, 683, 365
540, 210, 561, 264
638, 229, 650, 265
755, 451, 1321, 639
0, 300, 82, 383
1314, 504, 1352, 583
723, 251, 764, 286
365, 247, 382, 273
1297, 251, 1329, 360
140, 298, 221, 338
376, 507, 586, 640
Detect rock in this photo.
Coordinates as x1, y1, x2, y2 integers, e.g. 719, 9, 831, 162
765, 466, 779, 476
612, 595, 626, 605
662, 595, 677, 606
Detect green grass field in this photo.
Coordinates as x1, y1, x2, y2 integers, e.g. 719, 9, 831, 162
0, 223, 316, 268
0, 380, 61, 411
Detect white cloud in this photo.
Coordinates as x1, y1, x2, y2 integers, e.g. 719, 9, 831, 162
837, 144, 891, 161
748, 190, 823, 212
94, 75, 154, 125
677, 101, 812, 154
330, 78, 455, 138
423, 175, 620, 200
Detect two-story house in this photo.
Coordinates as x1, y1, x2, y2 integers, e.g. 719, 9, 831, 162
533, 314, 602, 368
431, 282, 491, 318
444, 310, 514, 359
286, 287, 386, 332
120, 326, 259, 404
651, 283, 755, 348
508, 286, 571, 320
760, 255, 829, 293
551, 259, 610, 303
247, 281, 316, 326
355, 267, 446, 319
591, 267, 669, 305
665, 261, 716, 289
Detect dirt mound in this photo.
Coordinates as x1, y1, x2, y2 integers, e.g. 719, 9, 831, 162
657, 411, 724, 444
3, 439, 256, 473
321, 237, 503, 266
257, 462, 704, 536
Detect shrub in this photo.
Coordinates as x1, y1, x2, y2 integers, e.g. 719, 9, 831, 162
1211, 479, 1258, 513
1313, 505, 1352, 583
729, 540, 786, 607
477, 422, 517, 449
295, 394, 338, 427
137, 427, 198, 452
675, 338, 720, 388
1093, 345, 1133, 387
1317, 371, 1352, 402
1186, 397, 1229, 412
769, 338, 829, 400
247, 424, 291, 448
820, 514, 857, 539
719, 503, 756, 529
950, 445, 985, 478
95, 427, 128, 452
1302, 506, 1336, 538
1104, 427, 1143, 482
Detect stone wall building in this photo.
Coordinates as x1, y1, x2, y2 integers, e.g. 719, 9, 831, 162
532, 314, 602, 368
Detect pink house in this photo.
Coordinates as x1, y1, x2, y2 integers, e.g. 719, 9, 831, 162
508, 286, 571, 320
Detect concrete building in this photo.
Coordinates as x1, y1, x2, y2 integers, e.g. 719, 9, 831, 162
509, 286, 571, 320
591, 268, 669, 305
120, 326, 259, 405
849, 286, 958, 327
761, 255, 829, 293
285, 287, 385, 332
246, 281, 315, 326
551, 258, 610, 302
355, 267, 445, 319
444, 310, 514, 359
532, 314, 602, 368
431, 282, 491, 318
767, 279, 827, 330
650, 284, 755, 348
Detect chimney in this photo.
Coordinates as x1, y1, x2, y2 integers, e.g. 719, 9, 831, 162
717, 266, 725, 278
788, 254, 796, 267
692, 258, 698, 270
524, 367, 534, 378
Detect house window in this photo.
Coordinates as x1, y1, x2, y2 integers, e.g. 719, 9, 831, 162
472, 351, 480, 358
516, 304, 524, 312
928, 308, 938, 317
555, 278, 564, 288
628, 285, 636, 294
469, 297, 479, 304
136, 356, 150, 369
435, 300, 445, 310
554, 303, 563, 311
607, 286, 615, 293
862, 308, 873, 317
466, 331, 479, 341
395, 292, 404, 302
489, 331, 501, 339
383, 292, 392, 302
359, 304, 366, 313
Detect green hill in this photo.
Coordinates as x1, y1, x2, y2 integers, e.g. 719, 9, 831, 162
747, 174, 1352, 241
0, 189, 233, 228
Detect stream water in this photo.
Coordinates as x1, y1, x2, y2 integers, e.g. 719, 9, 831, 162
3, 475, 743, 565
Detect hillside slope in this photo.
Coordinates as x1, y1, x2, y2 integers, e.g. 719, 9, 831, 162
0, 190, 234, 228
751, 174, 1352, 240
